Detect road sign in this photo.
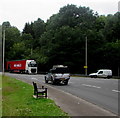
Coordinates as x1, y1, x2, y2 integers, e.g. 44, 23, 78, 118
84, 66, 88, 68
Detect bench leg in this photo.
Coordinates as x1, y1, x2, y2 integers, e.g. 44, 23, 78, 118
45, 88, 47, 98
36, 93, 38, 98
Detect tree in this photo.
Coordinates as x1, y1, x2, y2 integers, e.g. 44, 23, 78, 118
95, 15, 106, 31
4, 27, 21, 61
102, 41, 120, 75
2, 21, 11, 30
104, 13, 120, 42
33, 18, 45, 39
22, 22, 34, 37
41, 4, 97, 72
9, 42, 26, 60
46, 4, 96, 30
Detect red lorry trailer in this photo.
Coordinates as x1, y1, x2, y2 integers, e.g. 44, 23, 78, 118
6, 60, 37, 74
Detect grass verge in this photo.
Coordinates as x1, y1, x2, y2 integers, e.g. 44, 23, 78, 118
2, 75, 69, 116
0, 74, 2, 117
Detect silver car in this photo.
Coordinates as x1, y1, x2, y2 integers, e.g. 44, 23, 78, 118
45, 65, 70, 85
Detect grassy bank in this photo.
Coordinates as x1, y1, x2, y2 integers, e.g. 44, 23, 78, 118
2, 75, 68, 116
0, 74, 2, 117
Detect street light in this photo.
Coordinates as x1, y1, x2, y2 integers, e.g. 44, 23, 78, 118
0, 26, 2, 73
3, 30, 5, 74
85, 36, 88, 76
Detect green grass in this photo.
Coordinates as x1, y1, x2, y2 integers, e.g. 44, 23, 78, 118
0, 74, 2, 117
2, 75, 68, 116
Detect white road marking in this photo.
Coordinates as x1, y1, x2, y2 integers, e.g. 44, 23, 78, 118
82, 84, 92, 87
82, 84, 101, 89
112, 90, 120, 93
92, 85, 101, 89
31, 78, 37, 80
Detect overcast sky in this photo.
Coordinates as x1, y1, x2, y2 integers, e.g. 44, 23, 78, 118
0, 0, 119, 31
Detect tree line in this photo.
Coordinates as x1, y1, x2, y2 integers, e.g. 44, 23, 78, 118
2, 4, 120, 75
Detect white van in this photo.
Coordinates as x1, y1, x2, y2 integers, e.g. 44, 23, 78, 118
89, 69, 112, 78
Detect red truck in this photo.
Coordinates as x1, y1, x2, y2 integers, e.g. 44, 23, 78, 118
6, 60, 37, 74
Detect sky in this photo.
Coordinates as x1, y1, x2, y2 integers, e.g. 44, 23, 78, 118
0, 0, 119, 31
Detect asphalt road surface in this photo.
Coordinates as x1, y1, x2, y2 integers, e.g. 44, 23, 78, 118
4, 73, 119, 116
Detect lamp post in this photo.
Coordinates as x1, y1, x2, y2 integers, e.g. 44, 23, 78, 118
3, 30, 5, 74
85, 36, 88, 76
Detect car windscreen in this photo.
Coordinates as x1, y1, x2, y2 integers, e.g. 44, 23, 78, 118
51, 68, 69, 73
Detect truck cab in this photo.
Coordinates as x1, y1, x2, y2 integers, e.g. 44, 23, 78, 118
45, 65, 70, 85
26, 60, 37, 74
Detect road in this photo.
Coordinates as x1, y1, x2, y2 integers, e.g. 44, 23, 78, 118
4, 73, 119, 116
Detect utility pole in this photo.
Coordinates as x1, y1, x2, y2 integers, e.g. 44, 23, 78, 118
85, 36, 88, 76
118, 66, 120, 78
3, 30, 5, 74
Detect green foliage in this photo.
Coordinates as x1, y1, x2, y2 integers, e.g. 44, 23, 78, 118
33, 18, 45, 39
3, 4, 120, 75
22, 22, 34, 36
2, 21, 11, 30
46, 4, 96, 30
9, 42, 27, 59
3, 26, 21, 61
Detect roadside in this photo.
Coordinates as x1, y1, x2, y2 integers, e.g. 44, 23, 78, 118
6, 73, 117, 116
0, 73, 2, 117
40, 83, 117, 116
2, 75, 68, 116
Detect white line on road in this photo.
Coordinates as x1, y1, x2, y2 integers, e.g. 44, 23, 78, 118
82, 84, 101, 89
82, 84, 92, 87
92, 85, 101, 89
112, 90, 120, 93
31, 78, 37, 80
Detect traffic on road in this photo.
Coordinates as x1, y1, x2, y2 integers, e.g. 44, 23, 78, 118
4, 73, 119, 116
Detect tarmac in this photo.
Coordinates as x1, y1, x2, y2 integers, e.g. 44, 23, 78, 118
42, 83, 117, 117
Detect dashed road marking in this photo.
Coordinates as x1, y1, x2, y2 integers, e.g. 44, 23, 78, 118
112, 90, 120, 93
31, 78, 37, 80
82, 84, 101, 89
82, 84, 92, 87
92, 85, 101, 89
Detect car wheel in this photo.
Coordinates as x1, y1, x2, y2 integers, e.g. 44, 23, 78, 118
107, 76, 111, 79
51, 79, 56, 85
64, 80, 68, 85
94, 75, 97, 78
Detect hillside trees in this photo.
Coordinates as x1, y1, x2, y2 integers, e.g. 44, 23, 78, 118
103, 13, 120, 75
3, 4, 120, 75
37, 5, 98, 73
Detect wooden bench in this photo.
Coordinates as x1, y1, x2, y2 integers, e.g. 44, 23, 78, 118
33, 82, 47, 98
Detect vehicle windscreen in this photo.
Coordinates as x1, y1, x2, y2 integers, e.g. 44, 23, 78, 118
28, 62, 37, 67
51, 68, 69, 73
